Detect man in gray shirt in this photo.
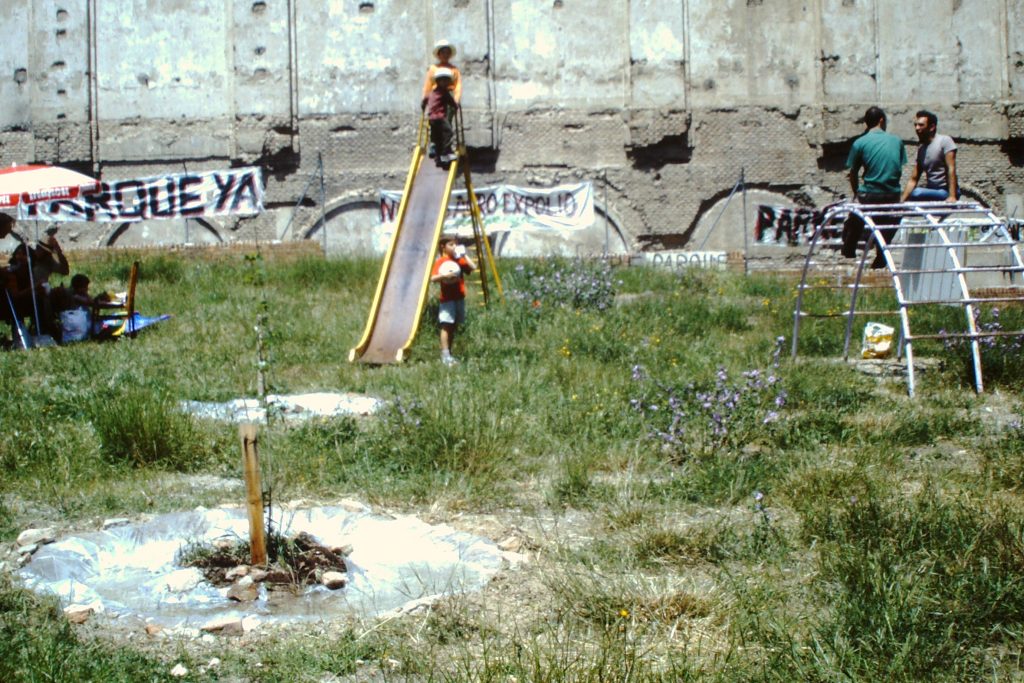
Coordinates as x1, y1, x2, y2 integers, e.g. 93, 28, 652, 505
901, 110, 959, 202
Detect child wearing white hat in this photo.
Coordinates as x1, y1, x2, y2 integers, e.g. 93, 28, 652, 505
421, 39, 462, 108
421, 39, 463, 164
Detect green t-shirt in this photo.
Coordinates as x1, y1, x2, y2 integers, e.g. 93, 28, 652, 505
846, 128, 907, 195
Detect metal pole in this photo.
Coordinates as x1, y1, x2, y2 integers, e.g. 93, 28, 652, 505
741, 168, 748, 276
602, 170, 609, 258
182, 162, 190, 244
319, 153, 327, 255
23, 242, 42, 337
277, 156, 322, 242
697, 176, 742, 251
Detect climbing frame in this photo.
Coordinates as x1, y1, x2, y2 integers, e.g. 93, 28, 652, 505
791, 200, 1024, 396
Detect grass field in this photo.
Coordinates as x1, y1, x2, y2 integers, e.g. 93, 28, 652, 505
1, 249, 1022, 682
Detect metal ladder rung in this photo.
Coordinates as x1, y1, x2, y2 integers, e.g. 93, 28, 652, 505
797, 283, 890, 291
893, 265, 1024, 275
901, 296, 1024, 306
797, 309, 898, 319
907, 329, 1024, 341
885, 240, 1016, 250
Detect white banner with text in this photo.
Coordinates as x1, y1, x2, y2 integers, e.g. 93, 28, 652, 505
379, 182, 594, 234
18, 167, 264, 222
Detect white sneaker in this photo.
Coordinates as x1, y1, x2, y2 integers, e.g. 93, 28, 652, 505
440, 153, 457, 163
442, 355, 459, 366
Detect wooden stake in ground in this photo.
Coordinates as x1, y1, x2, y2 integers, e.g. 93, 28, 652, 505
239, 423, 267, 566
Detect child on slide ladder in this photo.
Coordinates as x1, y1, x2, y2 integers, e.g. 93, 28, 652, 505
420, 39, 461, 165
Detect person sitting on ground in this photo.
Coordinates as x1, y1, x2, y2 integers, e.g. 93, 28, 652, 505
31, 228, 70, 287
841, 105, 907, 268
5, 238, 67, 336
430, 234, 476, 366
1, 213, 27, 290
51, 273, 119, 343
15, 228, 69, 335
0, 214, 30, 339
424, 68, 458, 165
900, 110, 959, 203
0, 213, 22, 244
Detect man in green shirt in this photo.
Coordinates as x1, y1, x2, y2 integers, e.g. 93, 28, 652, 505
841, 106, 907, 267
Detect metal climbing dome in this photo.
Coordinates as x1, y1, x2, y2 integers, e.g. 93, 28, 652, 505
791, 200, 1024, 396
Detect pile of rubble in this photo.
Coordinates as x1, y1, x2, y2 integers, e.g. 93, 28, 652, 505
181, 531, 351, 599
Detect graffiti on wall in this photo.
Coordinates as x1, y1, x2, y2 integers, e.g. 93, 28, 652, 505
754, 204, 840, 245
19, 168, 264, 222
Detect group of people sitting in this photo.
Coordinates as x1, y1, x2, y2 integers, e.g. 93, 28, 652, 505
842, 106, 960, 267
1, 214, 119, 346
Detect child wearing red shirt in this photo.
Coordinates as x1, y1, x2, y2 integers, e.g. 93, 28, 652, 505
430, 234, 476, 366
424, 69, 457, 165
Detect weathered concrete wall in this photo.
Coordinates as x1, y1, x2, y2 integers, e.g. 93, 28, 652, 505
0, 0, 1021, 255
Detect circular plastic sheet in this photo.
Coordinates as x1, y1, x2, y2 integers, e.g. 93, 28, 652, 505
19, 504, 504, 628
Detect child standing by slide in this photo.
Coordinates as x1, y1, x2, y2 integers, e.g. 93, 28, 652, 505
430, 234, 476, 366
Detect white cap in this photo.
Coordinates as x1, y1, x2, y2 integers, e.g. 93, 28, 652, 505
432, 67, 454, 82
433, 39, 456, 58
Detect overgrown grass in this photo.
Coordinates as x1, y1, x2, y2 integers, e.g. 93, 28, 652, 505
1, 253, 1022, 681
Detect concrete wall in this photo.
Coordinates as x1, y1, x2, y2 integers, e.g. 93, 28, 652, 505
0, 0, 1021, 254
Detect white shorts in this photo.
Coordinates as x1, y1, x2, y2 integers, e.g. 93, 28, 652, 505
438, 299, 465, 325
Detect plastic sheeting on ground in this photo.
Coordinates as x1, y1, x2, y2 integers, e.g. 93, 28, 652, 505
181, 392, 385, 423
18, 504, 504, 629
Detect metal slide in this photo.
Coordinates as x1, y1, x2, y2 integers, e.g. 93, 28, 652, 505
349, 144, 459, 364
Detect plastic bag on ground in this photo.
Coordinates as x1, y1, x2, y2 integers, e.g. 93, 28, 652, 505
862, 321, 895, 359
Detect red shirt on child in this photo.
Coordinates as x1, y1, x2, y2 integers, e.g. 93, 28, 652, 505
431, 256, 470, 302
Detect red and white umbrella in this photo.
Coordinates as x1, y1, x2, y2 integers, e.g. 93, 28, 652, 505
0, 164, 101, 209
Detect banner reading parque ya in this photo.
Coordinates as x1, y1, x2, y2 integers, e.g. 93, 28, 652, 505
18, 167, 264, 222
379, 181, 594, 233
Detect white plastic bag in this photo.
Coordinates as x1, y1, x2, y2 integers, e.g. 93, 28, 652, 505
861, 321, 895, 359
60, 308, 91, 344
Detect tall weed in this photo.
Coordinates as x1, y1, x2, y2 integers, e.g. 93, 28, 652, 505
89, 387, 206, 469
800, 488, 1024, 678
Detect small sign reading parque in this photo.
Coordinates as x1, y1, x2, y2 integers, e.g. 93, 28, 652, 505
633, 251, 728, 271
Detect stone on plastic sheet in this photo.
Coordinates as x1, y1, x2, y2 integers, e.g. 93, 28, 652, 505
330, 543, 354, 557
388, 594, 440, 617
64, 601, 102, 624
321, 571, 347, 590
164, 568, 205, 593
102, 517, 131, 530
500, 550, 528, 566
17, 543, 39, 556
339, 498, 369, 513
226, 575, 259, 602
496, 535, 522, 552
41, 578, 101, 605
200, 615, 244, 635
224, 564, 250, 581
17, 527, 56, 547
